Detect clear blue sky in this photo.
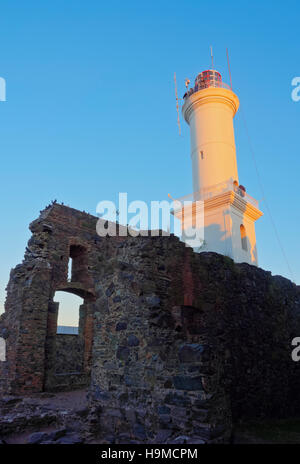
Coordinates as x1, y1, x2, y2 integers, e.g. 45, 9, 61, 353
0, 0, 299, 323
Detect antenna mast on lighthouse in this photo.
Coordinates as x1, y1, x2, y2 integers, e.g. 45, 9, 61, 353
226, 47, 233, 90
210, 46, 214, 69
174, 72, 181, 136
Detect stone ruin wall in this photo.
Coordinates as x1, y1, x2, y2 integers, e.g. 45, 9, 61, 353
0, 203, 300, 443
55, 334, 84, 374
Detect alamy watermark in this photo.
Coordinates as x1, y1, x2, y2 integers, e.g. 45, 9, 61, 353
96, 193, 205, 249
291, 337, 300, 361
0, 77, 6, 101
291, 77, 300, 102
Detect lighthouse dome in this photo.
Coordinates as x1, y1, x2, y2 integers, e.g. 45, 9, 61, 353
195, 69, 222, 90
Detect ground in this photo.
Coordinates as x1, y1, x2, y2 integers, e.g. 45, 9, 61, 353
233, 419, 300, 444
1, 389, 300, 444
0, 389, 90, 444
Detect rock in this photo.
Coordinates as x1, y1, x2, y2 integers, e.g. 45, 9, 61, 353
127, 335, 139, 347
1, 396, 22, 405
185, 437, 206, 444
173, 376, 203, 391
155, 429, 172, 443
146, 296, 161, 307
105, 283, 115, 297
164, 393, 191, 407
120, 273, 134, 281
178, 344, 205, 363
192, 426, 212, 440
159, 414, 172, 426
171, 435, 190, 444
116, 322, 127, 331
157, 405, 171, 415
74, 407, 89, 418
27, 432, 49, 444
116, 346, 130, 361
133, 423, 146, 440
56, 433, 83, 444
92, 386, 110, 402
48, 428, 67, 440
163, 379, 173, 388
0, 328, 9, 339
124, 408, 136, 423
39, 392, 55, 398
102, 434, 116, 444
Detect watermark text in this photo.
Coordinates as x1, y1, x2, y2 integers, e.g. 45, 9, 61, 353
0, 77, 6, 101
291, 77, 300, 102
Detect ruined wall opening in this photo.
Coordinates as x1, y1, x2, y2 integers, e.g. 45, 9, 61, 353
44, 289, 94, 391
0, 337, 6, 361
54, 291, 84, 375
69, 244, 88, 283
55, 291, 82, 334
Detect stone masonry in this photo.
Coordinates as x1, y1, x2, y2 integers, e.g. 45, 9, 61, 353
0, 203, 300, 443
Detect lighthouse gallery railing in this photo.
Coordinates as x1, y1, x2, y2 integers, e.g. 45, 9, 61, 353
172, 180, 259, 210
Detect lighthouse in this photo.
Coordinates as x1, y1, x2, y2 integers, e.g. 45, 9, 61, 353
175, 69, 263, 265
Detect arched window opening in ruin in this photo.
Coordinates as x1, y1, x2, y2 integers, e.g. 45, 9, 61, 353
240, 224, 248, 251
54, 291, 83, 335
68, 244, 88, 283
0, 337, 6, 362
50, 291, 89, 379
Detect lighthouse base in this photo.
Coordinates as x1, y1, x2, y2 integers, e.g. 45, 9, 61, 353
174, 190, 263, 266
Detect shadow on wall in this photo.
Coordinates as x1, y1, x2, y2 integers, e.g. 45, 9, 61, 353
198, 221, 232, 258
199, 216, 257, 264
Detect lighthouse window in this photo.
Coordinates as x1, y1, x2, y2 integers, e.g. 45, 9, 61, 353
200, 151, 204, 159
240, 224, 248, 251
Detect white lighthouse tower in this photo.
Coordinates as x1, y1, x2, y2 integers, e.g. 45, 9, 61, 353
175, 69, 263, 265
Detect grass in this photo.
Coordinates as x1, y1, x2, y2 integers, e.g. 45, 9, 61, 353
234, 418, 300, 444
